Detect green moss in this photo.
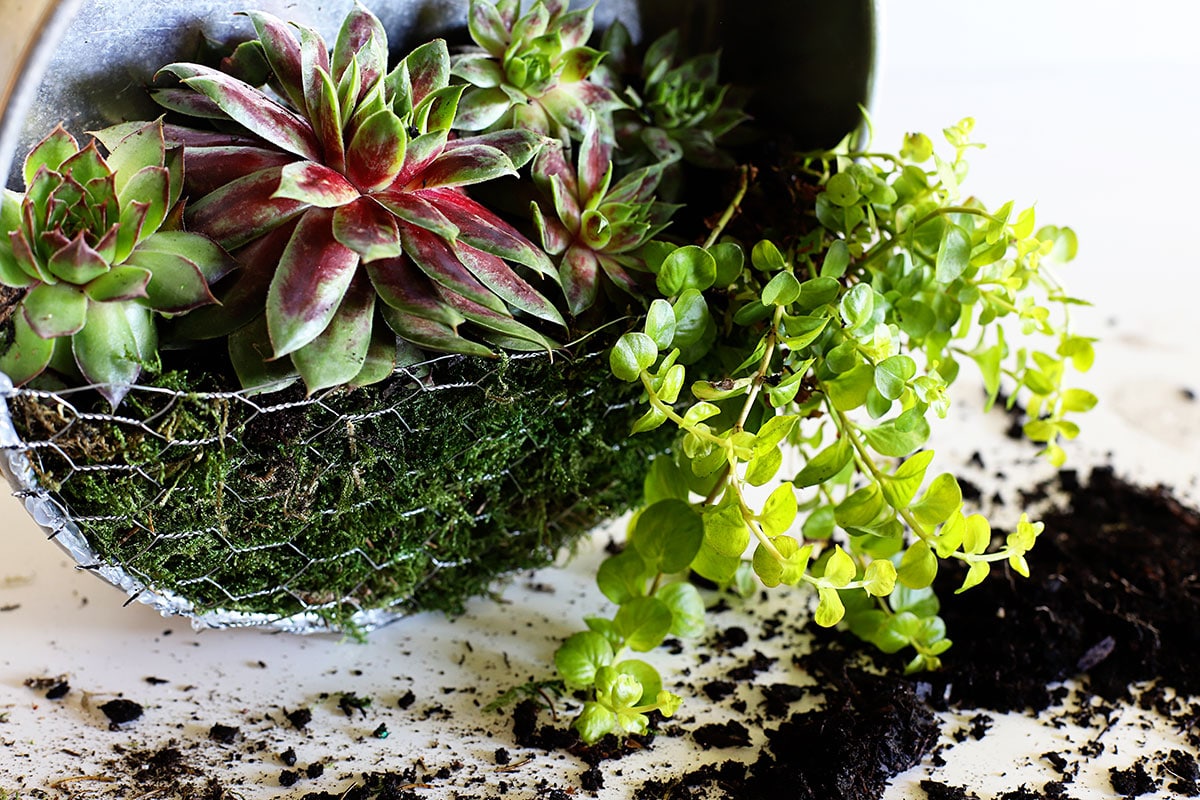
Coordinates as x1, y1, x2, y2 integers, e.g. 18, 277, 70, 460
9, 351, 673, 629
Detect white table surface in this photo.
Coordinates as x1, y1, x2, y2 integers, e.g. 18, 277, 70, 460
3, 1, 1200, 797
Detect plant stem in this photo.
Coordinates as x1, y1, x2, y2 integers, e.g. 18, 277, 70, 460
825, 396, 935, 542
734, 305, 785, 433
704, 166, 750, 249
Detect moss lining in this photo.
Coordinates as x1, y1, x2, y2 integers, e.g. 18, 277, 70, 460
9, 350, 672, 629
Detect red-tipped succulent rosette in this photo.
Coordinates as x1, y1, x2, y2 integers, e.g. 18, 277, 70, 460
153, 2, 565, 393
530, 113, 677, 315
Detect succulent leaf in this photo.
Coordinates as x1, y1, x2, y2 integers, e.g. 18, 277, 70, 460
239, 11, 309, 115
419, 144, 517, 189
331, 2, 388, 93
187, 166, 308, 250
71, 300, 157, 407
400, 222, 510, 315
273, 161, 360, 207
379, 301, 494, 357
397, 39, 451, 109
169, 220, 297, 342
289, 270, 376, 393
23, 125, 77, 187
372, 190, 460, 242
23, 282, 88, 338
47, 232, 109, 284
164, 144, 297, 198
157, 64, 322, 160
87, 120, 166, 196
0, 313, 55, 384
349, 323, 400, 387
332, 197, 404, 262
423, 188, 556, 278
117, 166, 170, 248
367, 256, 467, 328
345, 110, 408, 191
445, 128, 545, 171
229, 312, 298, 390
122, 249, 217, 312
559, 245, 600, 315
84, 265, 152, 303
455, 242, 565, 326
265, 207, 360, 358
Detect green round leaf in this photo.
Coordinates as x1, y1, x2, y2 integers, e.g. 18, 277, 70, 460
596, 548, 652, 604
614, 659, 663, 705
863, 559, 897, 597
822, 545, 856, 588
631, 499, 704, 574
759, 482, 798, 537
573, 701, 618, 744
610, 332, 657, 381
656, 582, 705, 638
762, 271, 801, 307
702, 499, 751, 558
645, 298, 676, 350
795, 438, 853, 488
613, 596, 673, 652
875, 355, 916, 401
657, 245, 717, 295
897, 540, 938, 589
750, 239, 786, 272
935, 223, 971, 283
709, 241, 744, 285
814, 586, 846, 627
824, 172, 860, 208
555, 630, 615, 688
911, 473, 963, 526
839, 283, 875, 330
821, 240, 850, 279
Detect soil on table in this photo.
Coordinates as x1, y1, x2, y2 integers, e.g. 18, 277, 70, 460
7, 468, 1199, 799
627, 465, 1200, 799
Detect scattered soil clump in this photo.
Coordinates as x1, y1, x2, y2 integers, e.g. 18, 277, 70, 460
919, 467, 1200, 712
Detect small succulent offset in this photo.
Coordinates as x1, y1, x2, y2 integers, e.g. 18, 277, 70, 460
529, 113, 677, 315
0, 120, 231, 407
452, 0, 625, 141
600, 26, 750, 170
153, 2, 564, 392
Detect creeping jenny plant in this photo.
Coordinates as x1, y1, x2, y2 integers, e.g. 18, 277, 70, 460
0, 0, 1094, 746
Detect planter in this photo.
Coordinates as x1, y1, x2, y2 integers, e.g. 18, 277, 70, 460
0, 0, 874, 632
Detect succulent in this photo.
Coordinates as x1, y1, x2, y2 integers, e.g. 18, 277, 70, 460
0, 121, 231, 407
452, 0, 625, 141
530, 113, 677, 315
602, 26, 749, 169
152, 3, 565, 393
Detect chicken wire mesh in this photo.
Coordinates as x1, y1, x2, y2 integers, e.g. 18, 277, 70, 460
0, 349, 665, 633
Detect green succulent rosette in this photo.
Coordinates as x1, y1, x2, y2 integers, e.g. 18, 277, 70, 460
0, 120, 232, 407
600, 26, 749, 170
451, 0, 625, 141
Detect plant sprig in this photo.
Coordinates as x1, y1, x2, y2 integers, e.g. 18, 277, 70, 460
555, 117, 1092, 742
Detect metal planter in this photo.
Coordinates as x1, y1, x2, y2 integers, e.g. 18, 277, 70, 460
0, 0, 874, 631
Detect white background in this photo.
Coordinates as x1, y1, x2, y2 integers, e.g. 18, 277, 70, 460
2, 1, 1200, 797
